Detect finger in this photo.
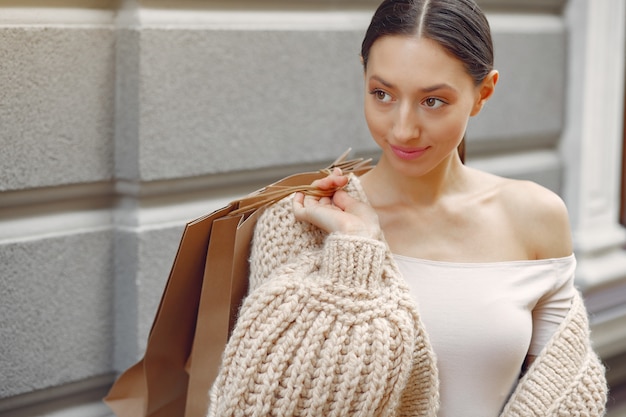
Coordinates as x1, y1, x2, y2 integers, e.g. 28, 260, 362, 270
293, 192, 310, 222
294, 192, 327, 214
318, 196, 333, 206
332, 190, 379, 223
293, 192, 305, 208
311, 169, 349, 191
302, 193, 322, 206
330, 189, 358, 212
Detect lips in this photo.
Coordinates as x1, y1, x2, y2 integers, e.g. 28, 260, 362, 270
390, 145, 429, 160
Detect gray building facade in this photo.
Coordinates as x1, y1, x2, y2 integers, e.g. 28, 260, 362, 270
1, 0, 625, 415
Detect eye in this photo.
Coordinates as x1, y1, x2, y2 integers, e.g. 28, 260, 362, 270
423, 97, 445, 109
370, 89, 393, 103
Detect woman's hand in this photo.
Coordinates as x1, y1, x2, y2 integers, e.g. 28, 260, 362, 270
293, 168, 381, 239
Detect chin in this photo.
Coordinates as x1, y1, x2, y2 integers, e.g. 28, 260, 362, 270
383, 153, 431, 177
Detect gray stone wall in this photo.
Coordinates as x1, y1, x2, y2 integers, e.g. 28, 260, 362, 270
1, 1, 625, 415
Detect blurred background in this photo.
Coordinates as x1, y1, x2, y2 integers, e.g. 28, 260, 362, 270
1, 0, 625, 416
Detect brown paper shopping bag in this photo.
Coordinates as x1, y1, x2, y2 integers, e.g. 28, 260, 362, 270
183, 209, 263, 417
104, 204, 237, 417
104, 150, 372, 417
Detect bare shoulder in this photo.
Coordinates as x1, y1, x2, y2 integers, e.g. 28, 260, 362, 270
496, 177, 573, 260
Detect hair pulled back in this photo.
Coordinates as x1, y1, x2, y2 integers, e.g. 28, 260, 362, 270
361, 0, 493, 84
361, 0, 494, 163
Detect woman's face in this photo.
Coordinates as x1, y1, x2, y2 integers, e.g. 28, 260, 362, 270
364, 35, 492, 177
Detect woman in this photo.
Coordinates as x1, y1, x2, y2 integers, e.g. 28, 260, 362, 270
208, 0, 607, 415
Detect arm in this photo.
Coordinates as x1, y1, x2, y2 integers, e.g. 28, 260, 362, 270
208, 170, 437, 416
504, 181, 575, 374
524, 257, 576, 375
209, 231, 424, 416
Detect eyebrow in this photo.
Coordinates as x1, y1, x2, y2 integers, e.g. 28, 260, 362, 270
369, 75, 457, 94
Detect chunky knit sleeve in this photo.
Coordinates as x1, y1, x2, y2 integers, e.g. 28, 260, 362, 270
247, 194, 325, 292
500, 291, 607, 417
207, 229, 439, 417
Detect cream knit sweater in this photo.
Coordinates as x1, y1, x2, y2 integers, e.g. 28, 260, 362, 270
208, 177, 607, 417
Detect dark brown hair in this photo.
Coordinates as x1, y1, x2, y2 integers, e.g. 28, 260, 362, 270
361, 0, 494, 163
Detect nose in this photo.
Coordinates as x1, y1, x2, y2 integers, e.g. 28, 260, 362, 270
392, 103, 420, 142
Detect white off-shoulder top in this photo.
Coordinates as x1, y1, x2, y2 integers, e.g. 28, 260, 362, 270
394, 254, 576, 417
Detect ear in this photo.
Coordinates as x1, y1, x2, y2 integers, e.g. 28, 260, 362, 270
470, 70, 499, 116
